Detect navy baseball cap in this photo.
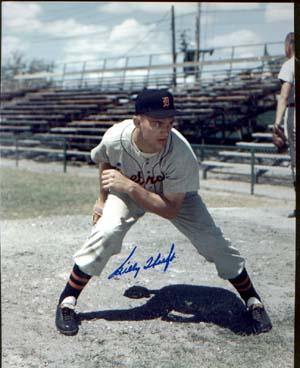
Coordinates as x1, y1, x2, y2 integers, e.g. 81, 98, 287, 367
135, 89, 179, 118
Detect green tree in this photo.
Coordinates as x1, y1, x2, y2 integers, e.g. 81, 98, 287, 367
1, 51, 55, 81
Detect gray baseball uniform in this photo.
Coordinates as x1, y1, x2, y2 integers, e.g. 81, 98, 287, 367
278, 56, 295, 178
73, 119, 245, 279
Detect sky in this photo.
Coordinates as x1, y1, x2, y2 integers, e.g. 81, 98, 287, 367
2, 1, 294, 74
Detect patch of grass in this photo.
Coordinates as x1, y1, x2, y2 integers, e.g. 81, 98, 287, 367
0, 167, 98, 220
0, 166, 289, 220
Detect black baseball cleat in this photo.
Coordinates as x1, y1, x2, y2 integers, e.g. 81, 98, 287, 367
247, 303, 272, 335
55, 304, 79, 336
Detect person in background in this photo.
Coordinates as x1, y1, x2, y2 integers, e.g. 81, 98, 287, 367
273, 32, 296, 218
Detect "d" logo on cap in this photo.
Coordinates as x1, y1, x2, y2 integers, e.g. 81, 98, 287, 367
162, 97, 170, 108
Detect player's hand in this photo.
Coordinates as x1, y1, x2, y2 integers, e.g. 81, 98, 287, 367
272, 123, 286, 151
92, 198, 104, 225
273, 123, 281, 133
101, 169, 132, 193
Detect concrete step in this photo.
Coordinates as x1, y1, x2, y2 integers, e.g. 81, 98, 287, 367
35, 133, 102, 141
0, 145, 91, 159
50, 127, 107, 134
235, 142, 277, 152
201, 160, 291, 178
68, 120, 114, 128
106, 109, 135, 115
25, 98, 112, 105
218, 150, 290, 161
267, 124, 284, 131
2, 108, 83, 115
3, 104, 98, 110
252, 132, 273, 140
86, 114, 131, 121
1, 114, 66, 120
0, 120, 49, 126
0, 125, 32, 132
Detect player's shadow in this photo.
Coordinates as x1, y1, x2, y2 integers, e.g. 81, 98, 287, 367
78, 284, 255, 335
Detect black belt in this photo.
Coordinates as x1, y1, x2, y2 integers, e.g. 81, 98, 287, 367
287, 103, 295, 107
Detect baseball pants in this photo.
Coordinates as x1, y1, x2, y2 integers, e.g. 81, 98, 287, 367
73, 192, 245, 280
284, 106, 296, 181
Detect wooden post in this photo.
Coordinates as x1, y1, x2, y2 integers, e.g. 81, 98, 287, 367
63, 138, 67, 173
122, 57, 129, 90
250, 148, 255, 195
80, 61, 87, 88
262, 43, 268, 73
200, 144, 205, 162
61, 63, 66, 87
100, 59, 106, 90
199, 50, 205, 82
171, 6, 177, 88
15, 137, 19, 167
195, 2, 201, 82
146, 55, 153, 88
229, 46, 235, 79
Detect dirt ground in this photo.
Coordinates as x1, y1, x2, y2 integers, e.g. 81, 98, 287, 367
1, 160, 296, 368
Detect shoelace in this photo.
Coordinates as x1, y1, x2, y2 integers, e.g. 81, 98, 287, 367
62, 308, 75, 322
251, 307, 263, 319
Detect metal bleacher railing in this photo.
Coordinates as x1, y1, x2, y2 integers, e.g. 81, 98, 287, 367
1, 40, 289, 194
0, 134, 291, 195
0, 134, 70, 173
191, 144, 291, 195
12, 41, 284, 91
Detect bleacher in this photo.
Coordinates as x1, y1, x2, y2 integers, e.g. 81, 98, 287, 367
199, 121, 291, 187
0, 87, 45, 102
0, 88, 125, 161
1, 68, 290, 186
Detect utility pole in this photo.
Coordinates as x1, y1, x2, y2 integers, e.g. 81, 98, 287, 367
195, 2, 201, 81
171, 5, 177, 88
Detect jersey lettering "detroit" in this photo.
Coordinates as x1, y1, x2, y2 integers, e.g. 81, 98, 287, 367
91, 119, 200, 195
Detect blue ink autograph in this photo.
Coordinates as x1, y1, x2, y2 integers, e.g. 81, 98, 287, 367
108, 243, 176, 279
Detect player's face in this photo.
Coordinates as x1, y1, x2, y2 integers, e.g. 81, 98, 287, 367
284, 41, 293, 58
136, 115, 174, 153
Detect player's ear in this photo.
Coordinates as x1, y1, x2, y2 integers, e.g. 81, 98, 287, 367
133, 115, 141, 127
285, 40, 293, 58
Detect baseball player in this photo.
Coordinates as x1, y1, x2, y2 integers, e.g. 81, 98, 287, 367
55, 89, 272, 336
273, 32, 296, 217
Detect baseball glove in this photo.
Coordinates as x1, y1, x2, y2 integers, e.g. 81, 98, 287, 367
92, 199, 103, 225
272, 126, 287, 153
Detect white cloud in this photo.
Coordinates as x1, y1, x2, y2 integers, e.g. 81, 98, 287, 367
2, 2, 42, 32
2, 35, 28, 60
265, 3, 294, 23
62, 18, 169, 64
109, 18, 154, 42
210, 30, 261, 48
155, 54, 173, 64
238, 52, 256, 58
99, 1, 262, 14
42, 19, 108, 38
99, 2, 197, 15
107, 18, 169, 56
204, 2, 261, 10
63, 38, 106, 58
98, 2, 133, 14
208, 30, 263, 64
2, 2, 108, 39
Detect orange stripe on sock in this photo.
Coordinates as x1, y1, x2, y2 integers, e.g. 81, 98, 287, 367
232, 277, 251, 287
235, 282, 252, 292
68, 279, 84, 290
71, 271, 89, 283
